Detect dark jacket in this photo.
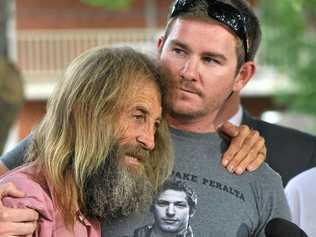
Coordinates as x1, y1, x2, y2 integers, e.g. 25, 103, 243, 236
242, 112, 316, 186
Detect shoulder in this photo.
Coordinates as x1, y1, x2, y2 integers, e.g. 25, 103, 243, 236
133, 224, 152, 237
245, 164, 291, 219
246, 163, 284, 190
0, 164, 42, 190
0, 165, 54, 220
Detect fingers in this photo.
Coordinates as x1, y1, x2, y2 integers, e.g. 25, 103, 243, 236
246, 145, 267, 172
233, 138, 266, 175
221, 125, 251, 167
0, 183, 38, 236
0, 220, 37, 236
217, 121, 239, 138
221, 124, 266, 175
0, 182, 25, 201
0, 207, 39, 236
0, 207, 39, 222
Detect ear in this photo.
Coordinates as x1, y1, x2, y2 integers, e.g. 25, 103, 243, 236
189, 207, 197, 218
157, 35, 165, 52
233, 61, 256, 92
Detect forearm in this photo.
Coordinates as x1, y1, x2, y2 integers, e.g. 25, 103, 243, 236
0, 135, 32, 170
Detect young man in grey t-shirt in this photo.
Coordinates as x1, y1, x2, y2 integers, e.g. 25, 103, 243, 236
103, 0, 290, 236
0, 0, 290, 236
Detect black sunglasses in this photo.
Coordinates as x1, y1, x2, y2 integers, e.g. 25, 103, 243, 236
170, 0, 249, 62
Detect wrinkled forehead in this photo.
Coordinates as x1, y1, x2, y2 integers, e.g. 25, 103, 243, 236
125, 76, 161, 101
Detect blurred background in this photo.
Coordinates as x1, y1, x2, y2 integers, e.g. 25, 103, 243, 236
1, 0, 316, 154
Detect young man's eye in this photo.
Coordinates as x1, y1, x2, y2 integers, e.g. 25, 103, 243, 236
203, 57, 220, 65
173, 47, 185, 56
175, 203, 187, 208
156, 201, 169, 206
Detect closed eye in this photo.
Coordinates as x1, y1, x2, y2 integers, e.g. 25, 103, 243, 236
133, 109, 146, 122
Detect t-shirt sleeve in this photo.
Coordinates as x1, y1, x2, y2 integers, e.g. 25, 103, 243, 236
0, 134, 32, 170
253, 168, 292, 236
1, 173, 54, 236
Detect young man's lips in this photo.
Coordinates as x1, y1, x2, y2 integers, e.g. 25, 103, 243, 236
162, 219, 178, 224
179, 87, 199, 95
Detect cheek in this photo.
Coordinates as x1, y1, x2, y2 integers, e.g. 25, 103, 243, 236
154, 207, 165, 218
118, 128, 135, 145
161, 53, 182, 75
116, 116, 133, 143
204, 74, 234, 95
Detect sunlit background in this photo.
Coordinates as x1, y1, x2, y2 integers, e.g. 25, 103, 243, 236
1, 0, 316, 154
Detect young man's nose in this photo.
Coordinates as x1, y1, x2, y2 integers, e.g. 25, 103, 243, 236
166, 204, 176, 216
180, 58, 199, 81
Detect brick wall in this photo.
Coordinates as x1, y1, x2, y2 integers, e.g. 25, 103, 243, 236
16, 0, 172, 29
15, 0, 173, 139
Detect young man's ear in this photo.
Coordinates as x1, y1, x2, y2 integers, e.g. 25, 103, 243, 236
157, 36, 165, 52
233, 61, 256, 92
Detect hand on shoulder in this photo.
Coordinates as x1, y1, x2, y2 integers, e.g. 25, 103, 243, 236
0, 182, 39, 236
218, 121, 266, 175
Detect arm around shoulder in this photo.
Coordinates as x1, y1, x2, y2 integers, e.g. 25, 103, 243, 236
0, 182, 39, 236
0, 134, 33, 170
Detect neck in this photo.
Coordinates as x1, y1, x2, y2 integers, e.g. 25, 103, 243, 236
167, 112, 219, 133
152, 225, 185, 237
214, 92, 241, 126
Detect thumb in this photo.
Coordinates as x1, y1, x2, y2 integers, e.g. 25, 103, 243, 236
217, 121, 239, 138
0, 182, 26, 200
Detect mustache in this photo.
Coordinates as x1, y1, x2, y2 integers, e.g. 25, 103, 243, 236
119, 144, 151, 163
177, 80, 202, 97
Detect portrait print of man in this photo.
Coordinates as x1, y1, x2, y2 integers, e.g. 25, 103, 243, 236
133, 180, 197, 237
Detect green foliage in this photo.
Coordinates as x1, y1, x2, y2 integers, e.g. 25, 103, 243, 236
81, 0, 132, 10
260, 0, 316, 115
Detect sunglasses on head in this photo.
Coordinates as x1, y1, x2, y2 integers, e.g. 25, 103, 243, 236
170, 0, 250, 62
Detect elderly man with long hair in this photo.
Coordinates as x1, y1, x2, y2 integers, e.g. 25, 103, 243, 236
0, 47, 173, 236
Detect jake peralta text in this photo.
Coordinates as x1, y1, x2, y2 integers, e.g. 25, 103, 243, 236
171, 170, 245, 202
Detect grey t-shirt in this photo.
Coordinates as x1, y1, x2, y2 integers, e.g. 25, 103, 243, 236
0, 129, 291, 236
102, 128, 291, 237
0, 135, 30, 169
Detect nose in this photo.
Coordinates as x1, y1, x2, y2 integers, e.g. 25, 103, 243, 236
180, 57, 199, 81
136, 124, 155, 151
166, 204, 175, 217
